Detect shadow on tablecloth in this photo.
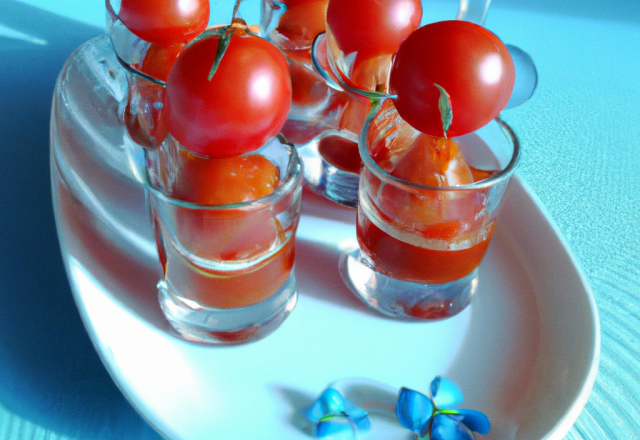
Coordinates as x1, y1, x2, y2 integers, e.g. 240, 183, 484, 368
0, 2, 161, 438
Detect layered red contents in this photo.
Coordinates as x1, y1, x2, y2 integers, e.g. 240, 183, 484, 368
357, 101, 497, 284
157, 213, 294, 309
125, 19, 297, 310
357, 213, 494, 284
154, 146, 295, 309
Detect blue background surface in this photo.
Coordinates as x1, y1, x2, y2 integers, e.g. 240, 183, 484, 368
0, 0, 638, 438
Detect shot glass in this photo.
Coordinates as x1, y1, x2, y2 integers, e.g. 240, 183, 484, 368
106, 0, 181, 193
296, 0, 425, 208
121, 50, 173, 150
145, 137, 303, 344
260, 0, 368, 208
261, 0, 344, 142
340, 101, 520, 320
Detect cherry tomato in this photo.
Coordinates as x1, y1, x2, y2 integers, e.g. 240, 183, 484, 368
166, 30, 292, 158
119, 0, 209, 46
276, 0, 328, 49
288, 60, 330, 108
125, 43, 185, 148
389, 135, 473, 188
469, 167, 496, 182
372, 130, 477, 232
326, 0, 422, 59
172, 149, 281, 205
318, 135, 361, 173
139, 42, 185, 81
390, 20, 515, 137
364, 100, 486, 242
170, 149, 283, 283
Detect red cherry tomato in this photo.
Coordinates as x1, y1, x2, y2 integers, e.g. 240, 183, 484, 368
125, 43, 185, 148
139, 42, 185, 81
119, 0, 209, 46
167, 149, 288, 310
171, 147, 281, 264
165, 30, 292, 158
288, 60, 330, 108
390, 20, 515, 137
326, 0, 422, 59
318, 135, 361, 173
172, 150, 281, 205
276, 0, 328, 49
388, 135, 473, 187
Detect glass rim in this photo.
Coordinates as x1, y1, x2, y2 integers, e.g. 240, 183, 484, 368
144, 137, 303, 211
358, 101, 521, 192
311, 31, 398, 101
106, 0, 168, 86
107, 3, 237, 87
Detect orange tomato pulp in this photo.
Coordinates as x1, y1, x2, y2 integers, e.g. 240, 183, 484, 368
357, 109, 497, 284
156, 148, 295, 309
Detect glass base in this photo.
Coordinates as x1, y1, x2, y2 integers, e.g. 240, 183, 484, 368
158, 271, 298, 345
339, 248, 478, 320
297, 130, 360, 209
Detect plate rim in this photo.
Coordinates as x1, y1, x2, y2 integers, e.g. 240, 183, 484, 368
501, 176, 600, 440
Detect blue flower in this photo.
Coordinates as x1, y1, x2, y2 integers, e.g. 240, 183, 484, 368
396, 376, 490, 439
303, 388, 370, 439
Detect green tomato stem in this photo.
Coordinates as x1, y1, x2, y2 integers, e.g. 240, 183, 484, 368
434, 83, 453, 138
208, 26, 235, 81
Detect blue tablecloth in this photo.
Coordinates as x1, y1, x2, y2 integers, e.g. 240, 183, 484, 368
0, 0, 638, 438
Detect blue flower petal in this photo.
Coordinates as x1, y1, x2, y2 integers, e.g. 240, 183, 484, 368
430, 376, 441, 398
430, 414, 475, 440
341, 400, 370, 432
456, 409, 491, 435
316, 418, 355, 439
304, 387, 370, 436
304, 388, 345, 423
304, 399, 327, 423
321, 388, 347, 414
430, 376, 464, 408
396, 387, 433, 434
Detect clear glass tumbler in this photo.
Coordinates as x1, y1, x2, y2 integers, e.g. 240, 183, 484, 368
260, 0, 369, 208
260, 0, 343, 143
145, 138, 303, 344
340, 100, 520, 320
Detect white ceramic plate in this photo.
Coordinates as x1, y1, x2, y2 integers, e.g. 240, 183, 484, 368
53, 174, 599, 440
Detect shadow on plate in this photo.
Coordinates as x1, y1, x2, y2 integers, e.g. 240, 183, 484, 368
0, 2, 161, 438
295, 238, 377, 316
445, 228, 541, 439
274, 386, 317, 436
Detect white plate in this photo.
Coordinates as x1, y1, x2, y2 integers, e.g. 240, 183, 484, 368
53, 174, 599, 440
